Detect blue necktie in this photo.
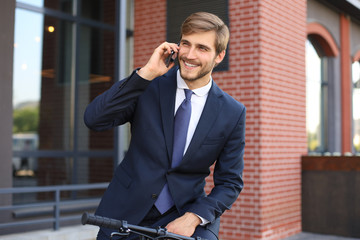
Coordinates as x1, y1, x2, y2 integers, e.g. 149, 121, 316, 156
155, 89, 193, 214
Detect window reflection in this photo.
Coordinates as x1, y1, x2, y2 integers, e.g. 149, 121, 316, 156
39, 16, 74, 151
12, 0, 117, 194
17, 0, 73, 14
13, 9, 43, 111
13, 9, 43, 179
77, 25, 115, 151
81, 0, 116, 25
17, 0, 44, 7
353, 61, 360, 153
306, 40, 328, 153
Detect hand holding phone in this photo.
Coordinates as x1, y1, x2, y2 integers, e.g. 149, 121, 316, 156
165, 49, 176, 68
165, 42, 179, 68
138, 42, 179, 80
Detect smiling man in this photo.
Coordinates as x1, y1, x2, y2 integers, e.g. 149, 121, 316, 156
84, 12, 246, 240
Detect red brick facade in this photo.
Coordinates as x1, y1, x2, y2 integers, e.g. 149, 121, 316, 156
133, 1, 307, 239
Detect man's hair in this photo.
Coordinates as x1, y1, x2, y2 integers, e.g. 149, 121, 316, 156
181, 12, 229, 55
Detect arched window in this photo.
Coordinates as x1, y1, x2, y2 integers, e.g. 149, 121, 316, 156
306, 23, 340, 154
353, 60, 360, 153
306, 40, 328, 153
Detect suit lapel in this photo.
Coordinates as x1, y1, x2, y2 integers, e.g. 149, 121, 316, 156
159, 69, 178, 161
182, 81, 224, 163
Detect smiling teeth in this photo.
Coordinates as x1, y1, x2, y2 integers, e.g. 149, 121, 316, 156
185, 62, 197, 67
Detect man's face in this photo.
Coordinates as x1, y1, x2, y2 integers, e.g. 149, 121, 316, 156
178, 31, 225, 88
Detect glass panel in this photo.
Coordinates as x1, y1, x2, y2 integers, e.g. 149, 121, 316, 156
13, 157, 110, 203
13, 9, 74, 157
353, 61, 360, 153
36, 156, 113, 187
13, 156, 110, 204
306, 40, 322, 153
81, 0, 116, 25
13, 1, 117, 201
17, 0, 73, 14
37, 157, 73, 186
41, 16, 74, 150
321, 59, 328, 152
13, 157, 73, 203
17, 0, 45, 8
76, 157, 114, 184
77, 25, 115, 151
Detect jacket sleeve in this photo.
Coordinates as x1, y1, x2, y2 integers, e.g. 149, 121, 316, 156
84, 70, 151, 131
187, 105, 246, 223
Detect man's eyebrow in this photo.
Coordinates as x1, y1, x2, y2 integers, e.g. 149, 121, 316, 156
197, 43, 211, 50
181, 39, 212, 50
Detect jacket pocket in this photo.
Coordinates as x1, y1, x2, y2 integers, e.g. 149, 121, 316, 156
202, 136, 225, 145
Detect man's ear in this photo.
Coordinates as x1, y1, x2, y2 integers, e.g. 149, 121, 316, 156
215, 50, 226, 65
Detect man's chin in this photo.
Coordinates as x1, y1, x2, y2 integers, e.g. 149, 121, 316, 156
179, 67, 198, 82
180, 72, 198, 82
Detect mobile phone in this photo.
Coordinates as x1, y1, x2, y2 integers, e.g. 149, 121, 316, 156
165, 43, 179, 67
165, 49, 176, 68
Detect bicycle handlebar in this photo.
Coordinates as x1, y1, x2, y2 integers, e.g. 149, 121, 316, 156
81, 212, 204, 240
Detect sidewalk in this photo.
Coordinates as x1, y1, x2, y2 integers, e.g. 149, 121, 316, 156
0, 225, 98, 240
283, 232, 360, 240
1, 228, 360, 240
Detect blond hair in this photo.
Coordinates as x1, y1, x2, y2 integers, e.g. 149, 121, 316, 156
181, 12, 229, 55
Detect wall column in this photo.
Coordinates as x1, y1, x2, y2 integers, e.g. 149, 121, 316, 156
0, 0, 15, 205
340, 14, 352, 153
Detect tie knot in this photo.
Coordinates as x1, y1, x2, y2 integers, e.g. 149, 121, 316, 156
184, 89, 193, 101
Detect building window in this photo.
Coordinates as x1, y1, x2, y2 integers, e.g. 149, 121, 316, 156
353, 60, 360, 153
12, 0, 117, 203
306, 40, 328, 153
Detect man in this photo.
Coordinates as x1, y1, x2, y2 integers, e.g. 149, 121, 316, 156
84, 12, 246, 240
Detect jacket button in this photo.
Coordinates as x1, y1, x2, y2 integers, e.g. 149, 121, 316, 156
151, 194, 158, 199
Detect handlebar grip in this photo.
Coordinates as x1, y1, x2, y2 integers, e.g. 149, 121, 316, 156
81, 212, 206, 240
81, 212, 122, 230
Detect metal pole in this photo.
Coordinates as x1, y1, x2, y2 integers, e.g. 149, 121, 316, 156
54, 189, 60, 230
116, 0, 128, 166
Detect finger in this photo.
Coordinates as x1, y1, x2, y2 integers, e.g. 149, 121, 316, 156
170, 43, 180, 53
162, 42, 179, 55
159, 42, 172, 54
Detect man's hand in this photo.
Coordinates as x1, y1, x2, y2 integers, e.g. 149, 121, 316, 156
165, 212, 201, 237
137, 42, 179, 81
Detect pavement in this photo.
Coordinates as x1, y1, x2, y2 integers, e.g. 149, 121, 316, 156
1, 227, 359, 240
283, 232, 360, 240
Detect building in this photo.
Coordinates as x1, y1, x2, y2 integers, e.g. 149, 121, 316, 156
0, 0, 359, 239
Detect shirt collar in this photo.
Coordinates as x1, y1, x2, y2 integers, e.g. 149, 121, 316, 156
176, 70, 212, 97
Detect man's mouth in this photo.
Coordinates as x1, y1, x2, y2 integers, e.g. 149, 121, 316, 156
183, 60, 199, 68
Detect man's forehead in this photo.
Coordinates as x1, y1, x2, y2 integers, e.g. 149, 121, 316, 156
181, 31, 216, 49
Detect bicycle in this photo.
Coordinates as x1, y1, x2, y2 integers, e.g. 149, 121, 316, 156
81, 212, 205, 240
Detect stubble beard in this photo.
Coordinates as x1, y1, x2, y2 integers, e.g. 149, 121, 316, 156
178, 57, 215, 82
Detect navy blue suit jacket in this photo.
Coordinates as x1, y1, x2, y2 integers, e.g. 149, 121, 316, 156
84, 67, 246, 238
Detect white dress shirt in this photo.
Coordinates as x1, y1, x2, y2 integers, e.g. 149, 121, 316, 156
175, 70, 212, 154
175, 70, 212, 225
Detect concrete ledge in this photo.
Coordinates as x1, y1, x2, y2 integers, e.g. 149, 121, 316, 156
0, 224, 98, 240
283, 232, 360, 240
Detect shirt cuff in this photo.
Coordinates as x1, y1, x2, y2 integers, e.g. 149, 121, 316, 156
195, 214, 210, 226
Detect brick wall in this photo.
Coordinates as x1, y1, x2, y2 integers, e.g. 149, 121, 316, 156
133, 1, 307, 239
133, 0, 167, 68
256, 1, 307, 239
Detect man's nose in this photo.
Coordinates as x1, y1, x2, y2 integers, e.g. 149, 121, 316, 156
186, 47, 197, 59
